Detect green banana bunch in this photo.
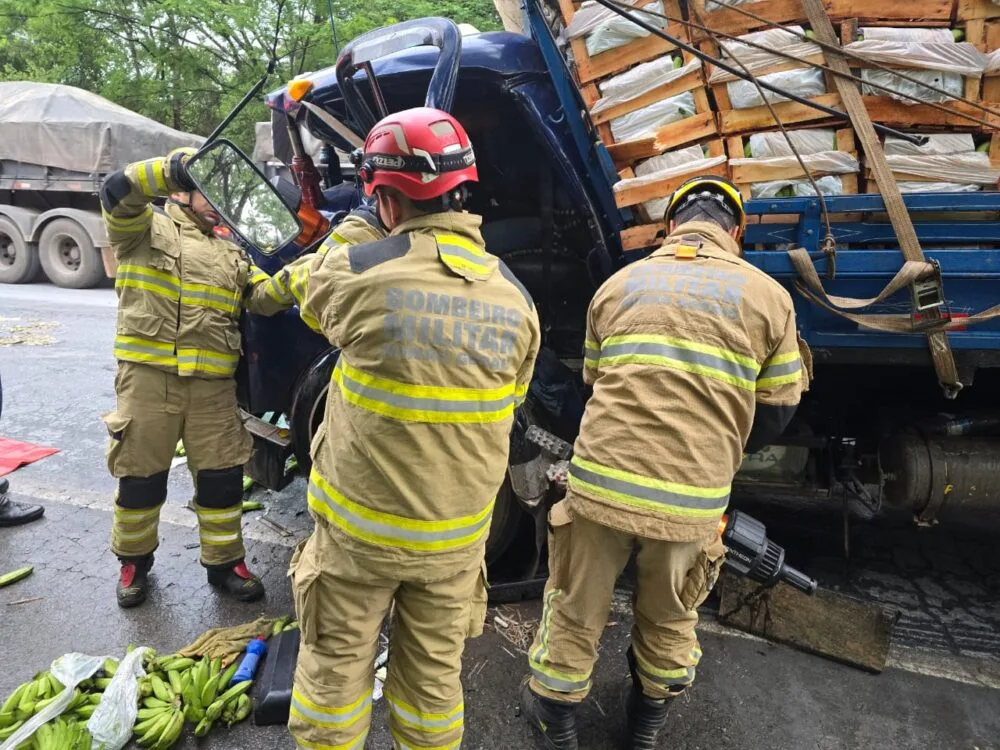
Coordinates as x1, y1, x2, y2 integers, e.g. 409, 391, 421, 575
25, 716, 92, 750
134, 706, 184, 749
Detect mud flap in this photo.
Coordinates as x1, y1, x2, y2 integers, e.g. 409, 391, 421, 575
717, 573, 900, 673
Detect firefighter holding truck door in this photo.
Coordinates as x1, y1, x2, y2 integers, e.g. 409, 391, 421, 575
281, 107, 540, 750
520, 176, 807, 750
98, 148, 360, 609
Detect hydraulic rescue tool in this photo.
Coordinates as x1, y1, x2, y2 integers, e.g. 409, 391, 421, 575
718, 511, 817, 595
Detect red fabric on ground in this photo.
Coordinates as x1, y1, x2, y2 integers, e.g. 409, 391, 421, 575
0, 437, 59, 477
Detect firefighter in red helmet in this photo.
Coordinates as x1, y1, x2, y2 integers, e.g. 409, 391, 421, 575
285, 107, 541, 750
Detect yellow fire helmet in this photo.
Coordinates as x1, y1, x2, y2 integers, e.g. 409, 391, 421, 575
663, 175, 746, 239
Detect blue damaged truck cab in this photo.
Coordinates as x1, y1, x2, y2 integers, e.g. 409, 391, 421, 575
237, 8, 1000, 584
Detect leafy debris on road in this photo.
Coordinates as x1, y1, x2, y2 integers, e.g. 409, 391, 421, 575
487, 605, 537, 654
0, 317, 60, 346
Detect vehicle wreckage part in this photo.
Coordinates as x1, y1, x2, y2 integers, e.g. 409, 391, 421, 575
880, 430, 1000, 523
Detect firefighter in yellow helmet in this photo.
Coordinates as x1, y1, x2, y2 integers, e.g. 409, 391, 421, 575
520, 175, 806, 749
99, 148, 382, 609
284, 106, 540, 750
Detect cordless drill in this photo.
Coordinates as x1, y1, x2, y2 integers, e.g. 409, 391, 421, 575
523, 425, 818, 595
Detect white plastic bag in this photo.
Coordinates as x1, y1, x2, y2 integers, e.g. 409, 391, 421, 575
87, 648, 151, 750
729, 151, 859, 175
751, 175, 844, 198
861, 68, 964, 104
749, 129, 837, 157
843, 39, 987, 76
586, 0, 663, 56
727, 68, 826, 109
609, 92, 696, 142
859, 27, 954, 43
711, 26, 822, 82
897, 180, 983, 193
884, 133, 975, 156
593, 58, 699, 117
986, 50, 1000, 76
0, 653, 106, 750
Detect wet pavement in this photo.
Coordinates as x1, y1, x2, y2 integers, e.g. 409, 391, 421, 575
2, 284, 1000, 749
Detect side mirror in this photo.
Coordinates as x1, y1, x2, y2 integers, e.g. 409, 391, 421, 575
186, 139, 302, 254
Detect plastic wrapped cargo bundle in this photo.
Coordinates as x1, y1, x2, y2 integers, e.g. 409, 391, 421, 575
591, 57, 700, 117
711, 26, 822, 82
751, 175, 844, 198
614, 147, 727, 220
585, 0, 664, 56
705, 0, 758, 8
896, 181, 983, 193
860, 68, 964, 104
748, 128, 838, 157
726, 67, 826, 110
843, 40, 987, 76
883, 133, 976, 156
987, 50, 1000, 75
566, 0, 645, 40
609, 91, 696, 142
883, 152, 999, 184
859, 27, 956, 43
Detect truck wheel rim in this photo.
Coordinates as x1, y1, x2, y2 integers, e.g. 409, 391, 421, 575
0, 236, 14, 267
56, 236, 81, 271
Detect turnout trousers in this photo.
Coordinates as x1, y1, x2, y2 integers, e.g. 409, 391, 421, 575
102, 361, 252, 568
528, 502, 725, 703
288, 523, 488, 749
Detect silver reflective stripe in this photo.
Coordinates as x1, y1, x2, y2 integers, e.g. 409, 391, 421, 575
310, 479, 492, 544
143, 161, 158, 195
337, 369, 516, 414
759, 359, 802, 380
568, 462, 729, 510
600, 341, 757, 383
115, 341, 173, 358
291, 694, 371, 727
635, 662, 696, 687
438, 242, 487, 266
177, 353, 237, 367
529, 666, 591, 693
182, 288, 237, 307
386, 696, 463, 730
117, 269, 180, 295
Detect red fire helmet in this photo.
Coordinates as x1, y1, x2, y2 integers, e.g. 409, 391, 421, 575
357, 107, 478, 202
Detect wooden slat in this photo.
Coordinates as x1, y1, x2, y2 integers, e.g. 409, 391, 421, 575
957, 0, 1000, 21
620, 222, 666, 251
731, 158, 856, 183
574, 32, 687, 83
614, 158, 729, 208
984, 76, 1000, 105
859, 96, 1000, 129
607, 112, 719, 164
557, 0, 577, 26
718, 93, 843, 134
687, 0, 953, 39
992, 133, 1000, 163
590, 69, 706, 125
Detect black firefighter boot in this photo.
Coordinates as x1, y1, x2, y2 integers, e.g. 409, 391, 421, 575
117, 554, 154, 608
624, 649, 673, 750
0, 478, 45, 527
519, 679, 579, 750
207, 560, 265, 602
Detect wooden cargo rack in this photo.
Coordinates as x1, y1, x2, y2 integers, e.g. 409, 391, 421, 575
685, 0, 954, 41
557, 0, 688, 84
726, 127, 859, 198
957, 0, 1000, 21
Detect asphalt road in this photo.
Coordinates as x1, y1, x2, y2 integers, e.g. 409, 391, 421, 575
1, 283, 999, 749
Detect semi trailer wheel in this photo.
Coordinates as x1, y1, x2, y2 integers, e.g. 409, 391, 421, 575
0, 217, 40, 284
38, 219, 105, 289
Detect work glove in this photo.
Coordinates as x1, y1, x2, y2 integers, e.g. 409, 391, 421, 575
167, 146, 198, 192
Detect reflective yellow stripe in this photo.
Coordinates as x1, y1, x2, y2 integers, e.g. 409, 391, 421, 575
598, 334, 759, 391
114, 335, 177, 368
318, 232, 351, 257
333, 359, 517, 424
528, 588, 592, 693
514, 382, 528, 406
757, 350, 802, 389
103, 207, 153, 233
435, 233, 489, 277
307, 470, 494, 552
385, 693, 463, 733
291, 690, 371, 730
177, 348, 239, 376
151, 159, 167, 192
568, 456, 729, 518
584, 338, 600, 363
181, 282, 240, 314
135, 159, 160, 196
249, 267, 270, 285
116, 264, 181, 300
633, 652, 696, 687
199, 530, 241, 545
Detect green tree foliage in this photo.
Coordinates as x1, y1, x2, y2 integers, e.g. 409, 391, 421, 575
0, 0, 500, 149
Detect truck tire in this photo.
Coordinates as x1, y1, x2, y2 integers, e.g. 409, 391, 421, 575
0, 217, 40, 284
38, 219, 105, 289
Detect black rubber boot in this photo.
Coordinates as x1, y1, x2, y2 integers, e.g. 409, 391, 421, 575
0, 478, 45, 527
519, 679, 579, 750
207, 560, 265, 602
624, 649, 672, 750
117, 555, 154, 609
